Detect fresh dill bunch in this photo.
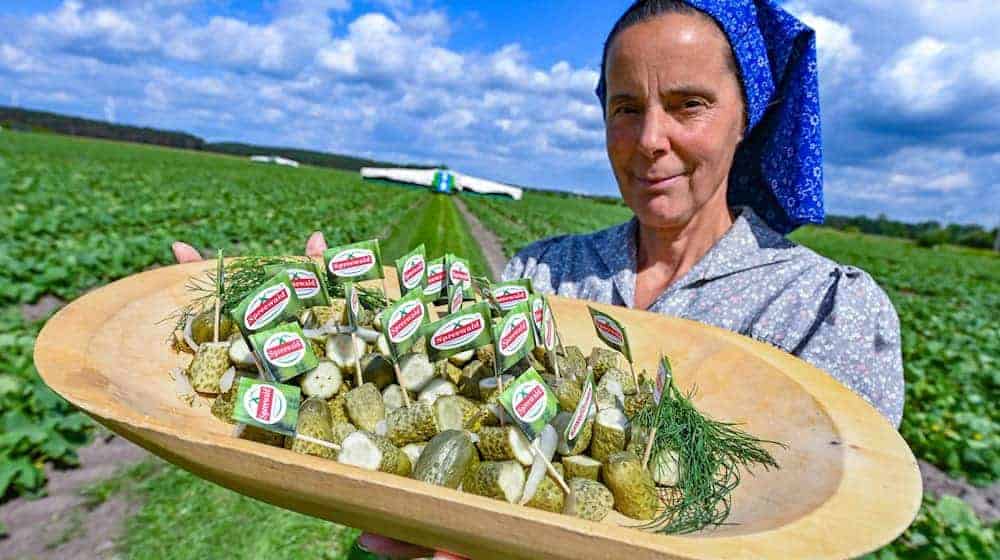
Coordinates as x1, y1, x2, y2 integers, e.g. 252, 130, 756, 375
167, 255, 389, 333
631, 375, 784, 534
326, 279, 388, 310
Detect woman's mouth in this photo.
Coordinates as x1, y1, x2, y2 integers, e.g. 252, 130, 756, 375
635, 173, 685, 192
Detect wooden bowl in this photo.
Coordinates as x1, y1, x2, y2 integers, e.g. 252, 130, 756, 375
34, 262, 921, 559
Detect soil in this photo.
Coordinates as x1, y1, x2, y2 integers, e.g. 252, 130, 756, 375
453, 197, 507, 280
919, 459, 999, 522
0, 434, 150, 560
19, 295, 66, 323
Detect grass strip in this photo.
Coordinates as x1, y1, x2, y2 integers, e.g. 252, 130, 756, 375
382, 193, 492, 280
109, 461, 358, 560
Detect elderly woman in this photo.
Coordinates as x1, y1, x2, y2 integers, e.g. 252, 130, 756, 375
504, 0, 905, 428
175, 1, 903, 557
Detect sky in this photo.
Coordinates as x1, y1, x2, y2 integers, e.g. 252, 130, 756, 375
0, 0, 996, 226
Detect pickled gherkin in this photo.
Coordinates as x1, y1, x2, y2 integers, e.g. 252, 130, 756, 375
338, 431, 411, 476
553, 378, 583, 412
564, 478, 614, 521
433, 395, 486, 433
191, 310, 235, 344
435, 359, 463, 385
291, 397, 337, 459
343, 382, 385, 432
552, 411, 593, 456
590, 408, 628, 463
562, 455, 601, 481
524, 470, 566, 513
385, 401, 438, 446
588, 347, 619, 379
603, 451, 659, 521
476, 426, 534, 465
463, 461, 525, 503
187, 342, 230, 394
328, 393, 349, 425
331, 422, 357, 445
412, 430, 479, 489
361, 353, 396, 390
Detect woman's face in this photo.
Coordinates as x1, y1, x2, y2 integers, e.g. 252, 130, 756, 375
604, 13, 745, 229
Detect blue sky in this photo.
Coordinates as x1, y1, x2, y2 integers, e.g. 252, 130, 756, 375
0, 0, 996, 226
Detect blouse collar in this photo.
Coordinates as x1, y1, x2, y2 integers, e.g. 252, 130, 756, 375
594, 206, 796, 308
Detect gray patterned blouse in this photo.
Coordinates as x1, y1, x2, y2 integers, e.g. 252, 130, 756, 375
502, 206, 904, 427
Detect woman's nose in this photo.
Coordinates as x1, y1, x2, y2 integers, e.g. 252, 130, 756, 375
636, 105, 672, 161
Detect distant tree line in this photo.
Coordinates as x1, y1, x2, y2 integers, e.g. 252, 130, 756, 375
1, 105, 994, 250
206, 142, 392, 171
1, 106, 204, 150
0, 105, 402, 171
824, 214, 997, 250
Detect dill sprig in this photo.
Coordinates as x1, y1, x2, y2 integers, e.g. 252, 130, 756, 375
631, 374, 784, 534
165, 255, 389, 333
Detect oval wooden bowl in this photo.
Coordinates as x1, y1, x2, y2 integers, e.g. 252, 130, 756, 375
34, 262, 921, 560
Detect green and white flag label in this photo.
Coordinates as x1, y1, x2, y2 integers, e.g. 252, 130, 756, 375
232, 271, 303, 334
490, 279, 532, 311
446, 254, 472, 298
494, 302, 535, 373
250, 321, 319, 382
565, 371, 596, 445
381, 291, 429, 357
529, 295, 544, 334
344, 282, 362, 330
422, 302, 493, 361
654, 354, 673, 404
264, 263, 329, 307
498, 368, 558, 441
587, 306, 632, 362
448, 283, 464, 315
395, 244, 426, 295
423, 257, 445, 301
232, 377, 300, 436
324, 239, 384, 282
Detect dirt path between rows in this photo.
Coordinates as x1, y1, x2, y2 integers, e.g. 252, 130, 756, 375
453, 197, 507, 280
0, 433, 150, 560
919, 460, 999, 522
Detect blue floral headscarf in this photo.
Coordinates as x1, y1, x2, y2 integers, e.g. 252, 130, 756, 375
595, 0, 823, 235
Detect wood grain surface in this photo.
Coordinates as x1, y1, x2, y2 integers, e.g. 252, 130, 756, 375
34, 261, 922, 559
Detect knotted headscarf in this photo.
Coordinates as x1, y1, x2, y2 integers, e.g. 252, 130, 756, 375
596, 0, 823, 234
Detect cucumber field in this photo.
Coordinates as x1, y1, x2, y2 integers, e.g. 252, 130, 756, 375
1, 131, 996, 558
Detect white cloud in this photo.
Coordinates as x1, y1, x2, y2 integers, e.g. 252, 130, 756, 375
925, 172, 972, 192
0, 44, 38, 72
879, 37, 954, 113
33, 1, 158, 54
794, 12, 860, 80
103, 96, 116, 122
877, 37, 1000, 115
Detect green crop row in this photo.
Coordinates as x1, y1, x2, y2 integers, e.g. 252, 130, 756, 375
790, 228, 998, 486
0, 133, 424, 307
460, 191, 633, 259
0, 131, 424, 500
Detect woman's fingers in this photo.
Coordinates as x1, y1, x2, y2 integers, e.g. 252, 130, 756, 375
306, 231, 328, 259
356, 533, 436, 559
171, 241, 204, 264
173, 232, 325, 265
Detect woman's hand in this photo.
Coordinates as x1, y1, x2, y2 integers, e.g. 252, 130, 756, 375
170, 232, 468, 560
170, 231, 330, 263
356, 533, 467, 559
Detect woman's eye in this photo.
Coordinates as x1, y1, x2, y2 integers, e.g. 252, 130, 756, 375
612, 105, 637, 116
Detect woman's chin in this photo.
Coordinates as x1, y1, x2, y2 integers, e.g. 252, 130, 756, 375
631, 200, 695, 229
